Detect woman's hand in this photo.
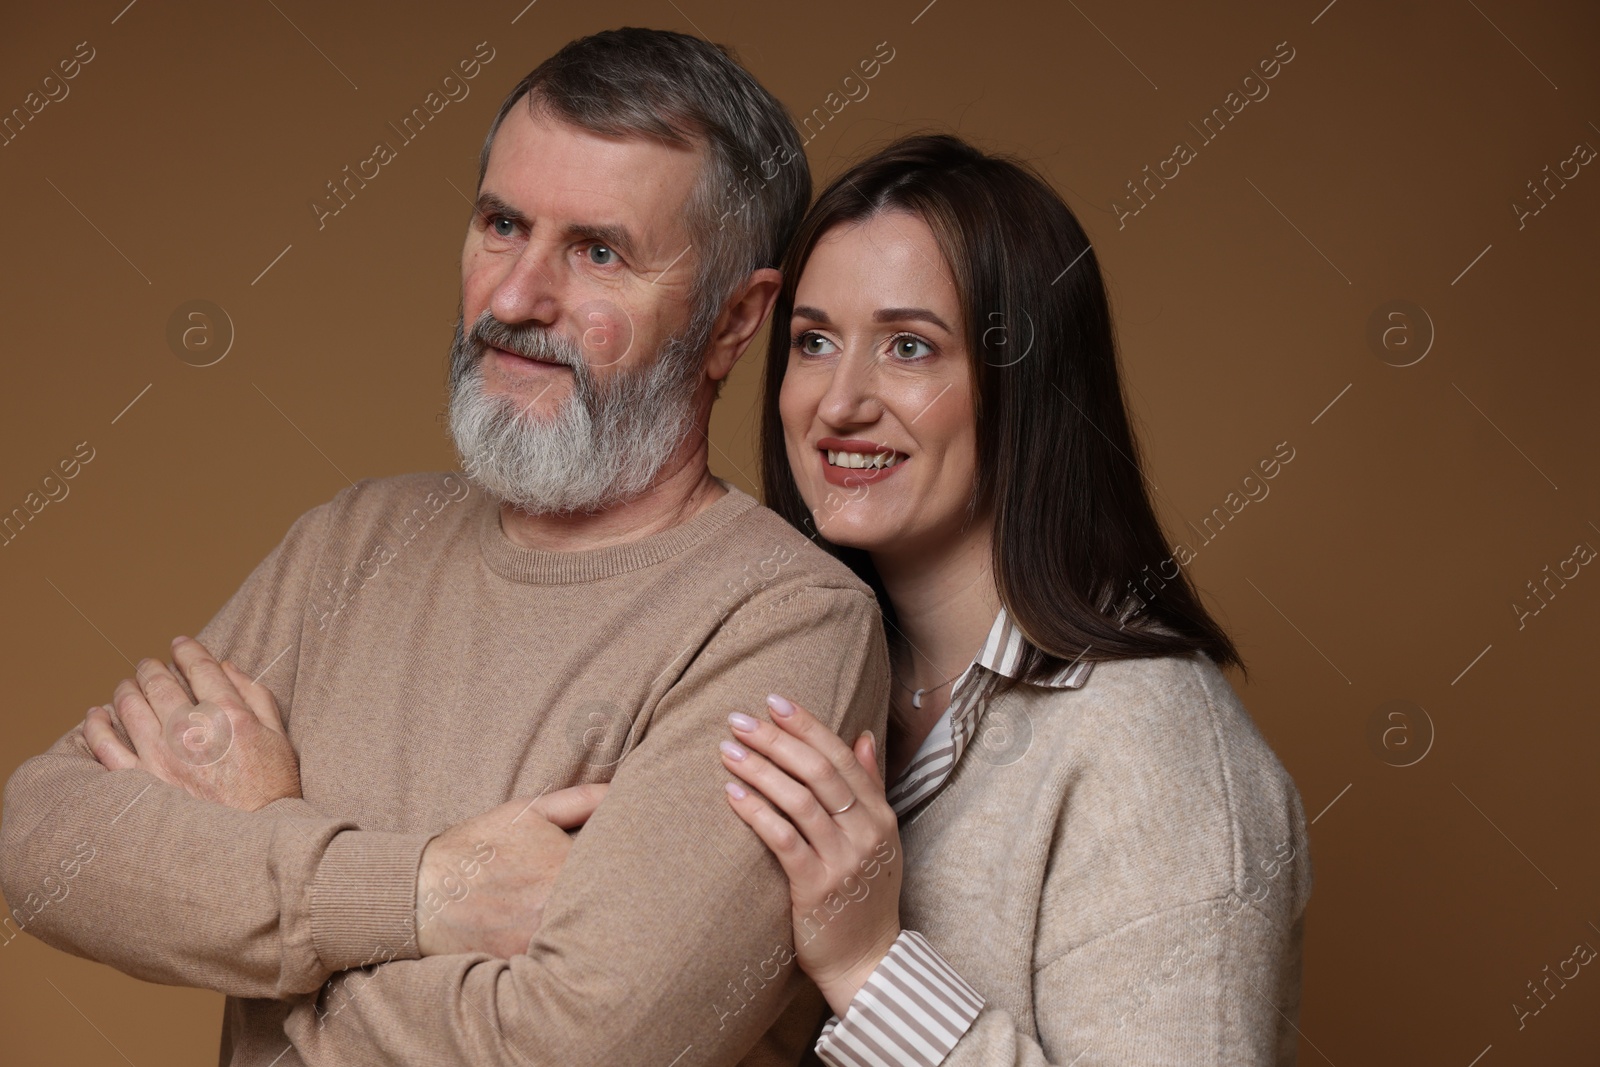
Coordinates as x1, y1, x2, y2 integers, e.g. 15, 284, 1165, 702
720, 693, 903, 1018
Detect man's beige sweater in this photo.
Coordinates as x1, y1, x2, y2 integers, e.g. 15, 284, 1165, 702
0, 472, 890, 1067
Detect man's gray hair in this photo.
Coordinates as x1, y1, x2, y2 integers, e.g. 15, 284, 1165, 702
476, 27, 811, 319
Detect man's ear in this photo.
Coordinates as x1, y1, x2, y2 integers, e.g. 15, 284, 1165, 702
703, 267, 782, 383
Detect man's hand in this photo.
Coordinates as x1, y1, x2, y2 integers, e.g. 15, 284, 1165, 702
83, 636, 300, 811
416, 784, 609, 958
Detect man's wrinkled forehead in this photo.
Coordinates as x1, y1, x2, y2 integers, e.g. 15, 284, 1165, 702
482, 107, 702, 259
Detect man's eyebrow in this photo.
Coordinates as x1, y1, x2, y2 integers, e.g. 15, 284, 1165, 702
474, 191, 525, 224
558, 222, 640, 262
873, 307, 953, 332
473, 192, 641, 262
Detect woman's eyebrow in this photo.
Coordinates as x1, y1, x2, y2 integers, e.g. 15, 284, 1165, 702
792, 306, 954, 332
873, 307, 951, 331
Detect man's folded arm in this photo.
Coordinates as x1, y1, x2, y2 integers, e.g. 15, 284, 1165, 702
0, 489, 428, 998
283, 582, 891, 1067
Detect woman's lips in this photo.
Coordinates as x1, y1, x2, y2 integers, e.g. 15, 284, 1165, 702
821, 459, 905, 486
816, 438, 908, 487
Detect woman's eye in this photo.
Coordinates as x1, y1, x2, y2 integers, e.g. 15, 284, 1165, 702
588, 244, 616, 266
891, 335, 933, 360
795, 332, 837, 357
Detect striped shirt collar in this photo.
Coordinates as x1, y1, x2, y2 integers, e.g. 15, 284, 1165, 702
884, 608, 1094, 818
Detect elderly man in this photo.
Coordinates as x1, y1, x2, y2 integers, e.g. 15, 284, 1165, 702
0, 28, 888, 1067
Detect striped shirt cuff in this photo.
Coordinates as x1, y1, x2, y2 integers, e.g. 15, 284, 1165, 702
814, 930, 985, 1067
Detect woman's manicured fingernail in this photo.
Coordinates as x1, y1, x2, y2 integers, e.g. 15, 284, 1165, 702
719, 740, 748, 761
860, 731, 876, 760
725, 781, 748, 800
728, 712, 760, 732
766, 694, 795, 717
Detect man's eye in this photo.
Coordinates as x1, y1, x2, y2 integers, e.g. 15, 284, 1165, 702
489, 215, 515, 238
891, 336, 933, 360
588, 244, 616, 266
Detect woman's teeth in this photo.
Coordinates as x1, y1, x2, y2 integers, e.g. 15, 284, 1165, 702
826, 450, 903, 469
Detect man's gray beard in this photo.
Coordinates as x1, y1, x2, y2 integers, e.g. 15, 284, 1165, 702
446, 306, 713, 515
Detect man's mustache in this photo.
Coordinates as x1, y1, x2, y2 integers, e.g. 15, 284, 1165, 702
471, 317, 585, 371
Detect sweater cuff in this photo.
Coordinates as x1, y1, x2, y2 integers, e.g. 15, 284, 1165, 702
309, 829, 431, 972
814, 930, 985, 1067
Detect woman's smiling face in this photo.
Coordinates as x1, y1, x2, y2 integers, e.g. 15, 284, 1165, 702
779, 210, 981, 555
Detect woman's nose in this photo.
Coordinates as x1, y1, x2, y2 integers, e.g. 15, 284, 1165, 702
816, 350, 884, 428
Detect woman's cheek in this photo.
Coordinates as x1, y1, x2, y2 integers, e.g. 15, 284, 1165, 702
778, 364, 816, 432
902, 375, 971, 438
779, 382, 820, 484
897, 386, 979, 526
918, 388, 979, 484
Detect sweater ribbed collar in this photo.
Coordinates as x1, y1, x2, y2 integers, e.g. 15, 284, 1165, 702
475, 479, 757, 585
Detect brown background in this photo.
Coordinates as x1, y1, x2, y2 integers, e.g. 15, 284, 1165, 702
2, 0, 1596, 1063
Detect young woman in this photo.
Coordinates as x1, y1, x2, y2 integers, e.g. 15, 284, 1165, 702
716, 134, 1311, 1065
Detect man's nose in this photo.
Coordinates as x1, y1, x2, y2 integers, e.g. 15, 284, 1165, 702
488, 242, 563, 327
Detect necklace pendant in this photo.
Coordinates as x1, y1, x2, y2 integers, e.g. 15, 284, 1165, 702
912, 688, 925, 709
